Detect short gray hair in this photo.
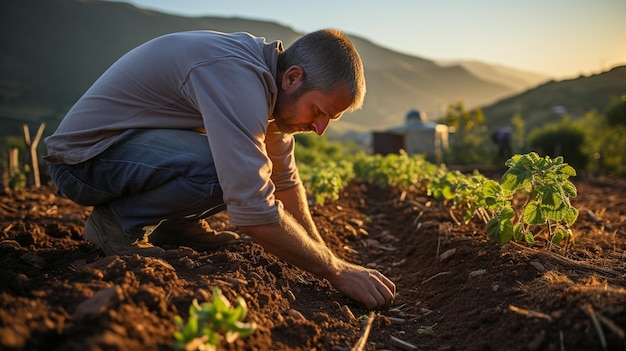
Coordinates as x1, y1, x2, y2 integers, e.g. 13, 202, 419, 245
278, 29, 366, 111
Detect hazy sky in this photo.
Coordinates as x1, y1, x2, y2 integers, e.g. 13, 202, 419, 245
111, 0, 626, 79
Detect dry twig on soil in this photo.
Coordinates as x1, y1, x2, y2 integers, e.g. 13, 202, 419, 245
508, 304, 553, 322
510, 242, 621, 277
351, 311, 376, 351
581, 304, 608, 351
389, 335, 418, 350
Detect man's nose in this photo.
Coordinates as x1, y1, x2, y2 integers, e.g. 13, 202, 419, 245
313, 117, 330, 136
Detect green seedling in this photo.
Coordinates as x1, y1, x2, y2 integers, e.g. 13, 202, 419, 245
357, 314, 370, 322
173, 287, 257, 351
427, 168, 493, 224
482, 152, 579, 245
417, 323, 437, 335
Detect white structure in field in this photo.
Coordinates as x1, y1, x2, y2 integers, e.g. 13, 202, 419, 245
373, 109, 449, 161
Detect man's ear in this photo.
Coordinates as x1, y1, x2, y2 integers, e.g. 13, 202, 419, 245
281, 65, 304, 91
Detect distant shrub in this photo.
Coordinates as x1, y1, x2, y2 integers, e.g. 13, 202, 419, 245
577, 110, 626, 177
294, 134, 362, 165
606, 95, 626, 126
592, 125, 626, 177
527, 119, 586, 170
442, 102, 493, 165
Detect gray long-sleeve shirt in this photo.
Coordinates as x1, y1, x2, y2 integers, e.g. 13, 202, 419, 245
44, 30, 300, 226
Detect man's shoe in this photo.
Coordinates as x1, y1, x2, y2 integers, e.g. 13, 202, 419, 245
148, 219, 240, 251
84, 206, 167, 257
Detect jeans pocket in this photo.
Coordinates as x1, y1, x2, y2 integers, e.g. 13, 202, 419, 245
52, 167, 115, 206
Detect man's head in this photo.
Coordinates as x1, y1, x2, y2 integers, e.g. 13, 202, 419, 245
273, 29, 366, 135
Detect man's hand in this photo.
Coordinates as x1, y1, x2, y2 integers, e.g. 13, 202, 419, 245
326, 261, 396, 310
240, 203, 396, 310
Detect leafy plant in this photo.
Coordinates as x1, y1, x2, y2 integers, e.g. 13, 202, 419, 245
299, 159, 354, 205
427, 169, 493, 224
8, 164, 30, 190
353, 150, 438, 189
173, 287, 257, 351
293, 134, 580, 248
482, 152, 579, 245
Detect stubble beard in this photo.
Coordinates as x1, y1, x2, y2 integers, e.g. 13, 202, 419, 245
273, 87, 308, 134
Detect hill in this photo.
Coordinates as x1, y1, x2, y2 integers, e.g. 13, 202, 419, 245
437, 59, 549, 92
481, 65, 626, 132
1, 0, 536, 138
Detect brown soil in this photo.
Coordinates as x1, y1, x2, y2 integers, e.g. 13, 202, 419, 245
1, 174, 625, 351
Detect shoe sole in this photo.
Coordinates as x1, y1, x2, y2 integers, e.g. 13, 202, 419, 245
150, 231, 240, 251
84, 207, 166, 257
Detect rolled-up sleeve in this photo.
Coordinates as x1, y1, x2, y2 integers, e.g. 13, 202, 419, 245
182, 58, 288, 226
265, 123, 301, 191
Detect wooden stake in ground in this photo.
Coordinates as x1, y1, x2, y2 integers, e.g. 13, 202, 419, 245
22, 122, 46, 188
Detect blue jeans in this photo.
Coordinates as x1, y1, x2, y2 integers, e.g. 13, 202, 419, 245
48, 129, 226, 240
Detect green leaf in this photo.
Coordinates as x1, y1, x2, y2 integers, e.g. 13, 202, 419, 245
229, 320, 257, 336
500, 165, 531, 192
417, 323, 437, 335
524, 232, 535, 243
191, 299, 202, 314
486, 218, 499, 241
540, 185, 562, 209
174, 315, 184, 329
499, 206, 515, 220
558, 164, 576, 176
551, 228, 565, 245
562, 180, 577, 198
513, 223, 523, 241
173, 288, 256, 350
186, 314, 199, 337
523, 202, 547, 224
498, 218, 514, 243
226, 307, 243, 324
545, 204, 568, 222
482, 180, 501, 198
441, 185, 456, 199
486, 216, 514, 243
515, 152, 539, 169
315, 194, 326, 205
565, 207, 579, 226
173, 331, 185, 343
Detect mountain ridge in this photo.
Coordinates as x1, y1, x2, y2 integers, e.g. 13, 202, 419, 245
1, 0, 617, 140
437, 59, 549, 92
481, 65, 626, 132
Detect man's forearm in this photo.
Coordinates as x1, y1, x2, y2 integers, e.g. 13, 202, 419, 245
274, 184, 324, 242
238, 209, 340, 280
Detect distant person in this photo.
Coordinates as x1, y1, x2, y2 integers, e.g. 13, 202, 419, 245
491, 127, 513, 160
43, 29, 395, 310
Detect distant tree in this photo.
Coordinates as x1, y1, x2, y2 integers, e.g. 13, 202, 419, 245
511, 112, 526, 152
442, 101, 492, 165
606, 95, 626, 126
527, 116, 587, 170
577, 109, 626, 177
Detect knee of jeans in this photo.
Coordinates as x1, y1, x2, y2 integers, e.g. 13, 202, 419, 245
51, 167, 114, 206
